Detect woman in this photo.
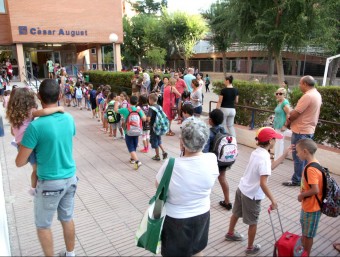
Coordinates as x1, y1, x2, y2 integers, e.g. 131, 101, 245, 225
196, 72, 204, 104
204, 74, 211, 92
59, 69, 67, 106
156, 119, 219, 257
162, 77, 180, 136
190, 79, 203, 118
273, 87, 290, 161
216, 75, 238, 137
141, 73, 151, 96
152, 74, 164, 106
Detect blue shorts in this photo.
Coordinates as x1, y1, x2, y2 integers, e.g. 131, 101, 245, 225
194, 105, 202, 115
34, 175, 78, 229
65, 94, 71, 100
300, 210, 321, 238
150, 133, 162, 149
125, 134, 138, 152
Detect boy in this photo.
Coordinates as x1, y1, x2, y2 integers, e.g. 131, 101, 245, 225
116, 95, 146, 169
225, 127, 290, 255
296, 138, 323, 256
203, 109, 232, 210
147, 93, 168, 161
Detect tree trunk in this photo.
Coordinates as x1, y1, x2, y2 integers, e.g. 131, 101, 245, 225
184, 58, 189, 68
222, 51, 227, 77
329, 58, 340, 85
274, 52, 285, 84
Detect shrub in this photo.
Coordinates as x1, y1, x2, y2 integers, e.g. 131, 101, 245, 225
213, 81, 340, 148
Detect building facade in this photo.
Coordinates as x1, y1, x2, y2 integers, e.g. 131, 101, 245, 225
0, 0, 123, 81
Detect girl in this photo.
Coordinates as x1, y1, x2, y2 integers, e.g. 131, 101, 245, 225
96, 85, 103, 122
6, 88, 64, 194
107, 92, 124, 139
138, 95, 150, 153
75, 82, 83, 110
120, 91, 129, 108
190, 79, 203, 118
100, 87, 110, 132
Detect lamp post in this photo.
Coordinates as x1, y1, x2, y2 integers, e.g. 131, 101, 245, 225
109, 33, 118, 72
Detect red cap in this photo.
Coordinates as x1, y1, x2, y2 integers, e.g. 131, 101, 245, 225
256, 127, 283, 143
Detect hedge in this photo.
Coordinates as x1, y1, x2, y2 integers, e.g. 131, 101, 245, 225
213, 81, 340, 148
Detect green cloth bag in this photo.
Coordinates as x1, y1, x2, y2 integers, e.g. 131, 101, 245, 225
135, 158, 175, 254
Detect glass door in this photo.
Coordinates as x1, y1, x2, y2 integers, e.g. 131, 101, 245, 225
24, 51, 33, 79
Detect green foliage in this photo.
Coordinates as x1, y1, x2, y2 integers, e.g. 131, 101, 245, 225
130, 0, 167, 14
213, 81, 340, 148
145, 47, 167, 67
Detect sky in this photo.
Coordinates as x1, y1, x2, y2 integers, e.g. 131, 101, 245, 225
167, 0, 216, 14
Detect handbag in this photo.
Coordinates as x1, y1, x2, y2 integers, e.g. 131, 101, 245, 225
135, 158, 175, 254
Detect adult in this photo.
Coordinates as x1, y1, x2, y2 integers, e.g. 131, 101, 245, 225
196, 72, 204, 105
205, 74, 211, 92
216, 75, 239, 137
151, 74, 164, 106
15, 79, 77, 257
59, 69, 67, 106
283, 75, 322, 187
141, 72, 151, 96
281, 80, 290, 95
5, 59, 13, 80
46, 58, 54, 79
190, 79, 203, 118
174, 72, 187, 119
183, 68, 196, 93
131, 72, 140, 97
162, 77, 181, 136
156, 118, 219, 257
273, 88, 291, 161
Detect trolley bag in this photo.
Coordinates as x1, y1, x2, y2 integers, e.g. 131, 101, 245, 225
268, 207, 308, 257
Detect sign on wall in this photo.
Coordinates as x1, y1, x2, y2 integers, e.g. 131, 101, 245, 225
18, 26, 88, 37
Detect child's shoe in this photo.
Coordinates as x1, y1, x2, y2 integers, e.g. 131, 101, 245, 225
130, 159, 136, 164
120, 135, 125, 139
113, 137, 118, 140
245, 244, 261, 256
134, 161, 142, 170
140, 148, 148, 153
152, 155, 161, 161
162, 152, 168, 160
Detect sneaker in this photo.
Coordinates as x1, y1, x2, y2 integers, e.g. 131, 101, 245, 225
113, 137, 118, 140
245, 244, 261, 256
282, 181, 300, 187
135, 161, 142, 170
162, 152, 168, 160
225, 232, 245, 241
152, 155, 161, 161
130, 159, 136, 164
120, 135, 125, 139
140, 148, 148, 153
59, 250, 75, 257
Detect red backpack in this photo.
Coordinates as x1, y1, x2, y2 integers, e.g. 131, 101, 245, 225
125, 107, 143, 136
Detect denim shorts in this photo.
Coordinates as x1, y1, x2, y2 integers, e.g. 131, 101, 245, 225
150, 133, 162, 149
111, 122, 122, 130
300, 210, 321, 238
125, 134, 138, 152
161, 211, 210, 257
194, 105, 202, 115
34, 175, 78, 229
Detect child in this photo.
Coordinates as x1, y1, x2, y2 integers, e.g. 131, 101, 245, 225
116, 95, 146, 170
88, 84, 97, 119
178, 91, 192, 124
6, 88, 64, 194
101, 88, 110, 132
203, 109, 232, 210
147, 93, 168, 161
225, 127, 290, 255
75, 82, 83, 110
69, 80, 77, 107
296, 138, 323, 256
106, 92, 124, 139
96, 86, 103, 122
138, 95, 150, 153
64, 80, 72, 107
120, 91, 129, 108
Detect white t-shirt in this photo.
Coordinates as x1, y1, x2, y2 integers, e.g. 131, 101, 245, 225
238, 147, 271, 200
156, 153, 219, 219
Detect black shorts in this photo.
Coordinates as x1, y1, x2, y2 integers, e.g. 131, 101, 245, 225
161, 211, 210, 257
90, 100, 97, 110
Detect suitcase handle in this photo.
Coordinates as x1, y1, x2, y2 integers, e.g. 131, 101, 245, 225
268, 206, 284, 243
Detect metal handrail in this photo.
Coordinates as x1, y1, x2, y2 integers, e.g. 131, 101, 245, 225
21, 67, 42, 92
209, 101, 340, 129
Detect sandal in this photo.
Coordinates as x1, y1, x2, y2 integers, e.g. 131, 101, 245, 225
219, 201, 232, 210
333, 243, 340, 252
166, 131, 175, 136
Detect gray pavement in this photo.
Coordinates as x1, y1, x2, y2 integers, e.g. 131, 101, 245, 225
1, 91, 340, 256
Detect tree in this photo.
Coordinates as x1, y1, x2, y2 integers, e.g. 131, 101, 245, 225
162, 11, 208, 67
203, 0, 237, 76
128, 0, 167, 14
146, 47, 167, 67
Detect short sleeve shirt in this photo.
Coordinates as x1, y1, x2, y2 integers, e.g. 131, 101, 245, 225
273, 99, 290, 129
175, 78, 186, 97
21, 112, 76, 180
220, 88, 239, 108
147, 104, 159, 134
118, 106, 145, 134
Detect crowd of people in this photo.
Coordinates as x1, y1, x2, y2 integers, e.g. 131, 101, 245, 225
4, 65, 338, 257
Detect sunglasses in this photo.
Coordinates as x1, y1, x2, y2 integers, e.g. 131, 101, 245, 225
275, 92, 283, 96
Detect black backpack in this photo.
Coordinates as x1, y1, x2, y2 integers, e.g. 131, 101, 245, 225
106, 102, 120, 124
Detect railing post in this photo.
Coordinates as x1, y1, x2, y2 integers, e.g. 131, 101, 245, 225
250, 110, 256, 130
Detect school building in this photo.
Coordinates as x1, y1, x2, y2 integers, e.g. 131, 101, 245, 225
0, 0, 123, 82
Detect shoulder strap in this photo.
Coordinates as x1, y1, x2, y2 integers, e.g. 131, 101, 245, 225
303, 162, 326, 208
150, 158, 175, 203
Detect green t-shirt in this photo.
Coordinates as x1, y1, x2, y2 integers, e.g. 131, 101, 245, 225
118, 106, 145, 134
21, 112, 76, 180
273, 99, 290, 129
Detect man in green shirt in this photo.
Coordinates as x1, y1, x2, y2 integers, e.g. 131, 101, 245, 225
16, 79, 77, 257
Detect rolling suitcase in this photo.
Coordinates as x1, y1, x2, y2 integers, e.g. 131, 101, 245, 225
268, 207, 308, 257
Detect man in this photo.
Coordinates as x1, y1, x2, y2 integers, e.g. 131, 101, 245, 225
283, 75, 322, 187
16, 79, 77, 257
174, 72, 187, 118
183, 67, 196, 93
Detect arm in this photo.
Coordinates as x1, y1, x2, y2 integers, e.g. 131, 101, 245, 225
11, 126, 14, 136
32, 106, 64, 118
271, 146, 292, 170
298, 184, 319, 202
114, 101, 119, 113
285, 109, 300, 127
260, 175, 278, 210
173, 87, 181, 97
281, 104, 291, 131
216, 95, 223, 109
235, 95, 239, 104
15, 145, 33, 167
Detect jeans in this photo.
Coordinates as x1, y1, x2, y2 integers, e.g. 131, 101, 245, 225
291, 132, 314, 184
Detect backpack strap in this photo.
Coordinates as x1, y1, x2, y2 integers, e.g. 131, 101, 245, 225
303, 162, 326, 208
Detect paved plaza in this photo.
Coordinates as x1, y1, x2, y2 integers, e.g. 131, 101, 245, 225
1, 91, 340, 256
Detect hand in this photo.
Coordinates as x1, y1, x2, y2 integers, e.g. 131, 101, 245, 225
270, 201, 278, 210
57, 106, 65, 113
298, 194, 304, 202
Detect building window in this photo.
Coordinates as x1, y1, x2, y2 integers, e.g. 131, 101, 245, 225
0, 0, 6, 13
91, 48, 96, 54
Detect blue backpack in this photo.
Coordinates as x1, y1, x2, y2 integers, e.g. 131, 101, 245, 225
149, 106, 169, 136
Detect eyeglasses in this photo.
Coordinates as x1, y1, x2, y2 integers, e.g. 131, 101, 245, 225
275, 92, 283, 96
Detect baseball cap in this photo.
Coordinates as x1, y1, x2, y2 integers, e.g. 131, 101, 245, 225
256, 127, 283, 143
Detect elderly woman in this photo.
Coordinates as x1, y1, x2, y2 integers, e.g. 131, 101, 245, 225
156, 118, 219, 257
273, 87, 291, 160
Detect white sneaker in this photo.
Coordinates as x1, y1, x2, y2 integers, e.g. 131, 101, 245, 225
113, 137, 118, 140
134, 161, 142, 170
120, 135, 125, 139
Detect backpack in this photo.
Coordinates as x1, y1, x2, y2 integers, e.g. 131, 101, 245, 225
211, 127, 238, 168
304, 162, 340, 217
106, 101, 121, 124
125, 106, 143, 136
64, 84, 71, 95
75, 87, 83, 98
149, 106, 169, 136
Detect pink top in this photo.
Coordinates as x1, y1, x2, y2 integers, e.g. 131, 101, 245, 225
12, 108, 35, 144
175, 78, 186, 97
